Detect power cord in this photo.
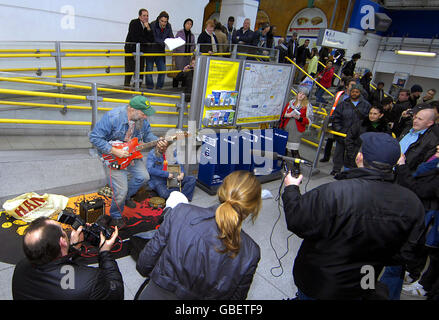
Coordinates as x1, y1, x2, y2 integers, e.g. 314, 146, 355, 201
269, 162, 312, 278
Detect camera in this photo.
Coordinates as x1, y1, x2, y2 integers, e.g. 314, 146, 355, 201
407, 109, 414, 116
58, 208, 114, 247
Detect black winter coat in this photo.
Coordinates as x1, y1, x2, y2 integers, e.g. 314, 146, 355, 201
396, 159, 439, 211
197, 31, 219, 53
399, 123, 439, 173
124, 18, 155, 53
345, 117, 392, 168
136, 203, 260, 299
282, 168, 426, 299
331, 97, 371, 140
12, 251, 124, 300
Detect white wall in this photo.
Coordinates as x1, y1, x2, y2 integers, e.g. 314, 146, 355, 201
344, 28, 439, 92
0, 0, 209, 42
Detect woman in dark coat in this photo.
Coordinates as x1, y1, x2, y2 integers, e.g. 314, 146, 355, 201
136, 170, 262, 300
173, 18, 195, 88
345, 105, 392, 168
197, 19, 218, 54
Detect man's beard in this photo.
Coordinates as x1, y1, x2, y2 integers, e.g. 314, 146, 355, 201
135, 119, 144, 131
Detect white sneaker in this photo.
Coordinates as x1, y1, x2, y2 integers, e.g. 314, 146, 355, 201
402, 280, 427, 297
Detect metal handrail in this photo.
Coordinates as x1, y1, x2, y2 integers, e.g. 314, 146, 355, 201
0, 100, 187, 115
285, 56, 334, 97
0, 76, 181, 101
0, 118, 188, 128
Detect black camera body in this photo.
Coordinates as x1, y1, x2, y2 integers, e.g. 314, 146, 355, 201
58, 208, 114, 247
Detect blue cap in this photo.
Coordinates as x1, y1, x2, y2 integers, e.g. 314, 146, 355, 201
360, 132, 401, 166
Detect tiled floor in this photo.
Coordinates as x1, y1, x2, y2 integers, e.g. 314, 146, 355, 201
0, 143, 426, 300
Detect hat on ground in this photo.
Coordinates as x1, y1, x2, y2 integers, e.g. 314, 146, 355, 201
360, 132, 401, 166
165, 191, 188, 209
129, 95, 156, 116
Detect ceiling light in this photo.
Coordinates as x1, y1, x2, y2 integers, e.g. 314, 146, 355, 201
395, 50, 437, 57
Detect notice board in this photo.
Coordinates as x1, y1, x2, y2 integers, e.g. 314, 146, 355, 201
234, 61, 293, 125
199, 58, 241, 129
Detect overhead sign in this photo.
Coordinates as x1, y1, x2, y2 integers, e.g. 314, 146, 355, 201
316, 29, 350, 49
349, 0, 382, 31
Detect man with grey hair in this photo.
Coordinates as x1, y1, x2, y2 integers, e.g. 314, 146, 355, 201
399, 107, 439, 173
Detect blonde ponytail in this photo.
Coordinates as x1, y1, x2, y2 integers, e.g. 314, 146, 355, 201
215, 171, 262, 258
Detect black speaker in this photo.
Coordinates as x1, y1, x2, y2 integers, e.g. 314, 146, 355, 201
375, 12, 392, 32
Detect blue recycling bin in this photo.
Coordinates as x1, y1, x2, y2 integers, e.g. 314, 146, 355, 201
197, 129, 288, 195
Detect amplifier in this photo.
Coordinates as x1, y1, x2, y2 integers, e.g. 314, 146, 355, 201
79, 198, 104, 223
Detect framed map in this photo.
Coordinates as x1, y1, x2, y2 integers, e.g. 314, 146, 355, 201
234, 61, 293, 125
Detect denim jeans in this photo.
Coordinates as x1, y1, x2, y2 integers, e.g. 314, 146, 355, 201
105, 158, 149, 220
315, 86, 328, 104
379, 266, 404, 300
146, 56, 166, 89
152, 175, 196, 201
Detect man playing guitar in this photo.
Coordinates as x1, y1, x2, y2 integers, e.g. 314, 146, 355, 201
89, 95, 168, 229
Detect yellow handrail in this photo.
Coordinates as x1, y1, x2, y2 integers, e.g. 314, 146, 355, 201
0, 118, 187, 128
285, 56, 334, 97
0, 88, 88, 101
63, 53, 132, 57
236, 52, 270, 59
0, 53, 52, 58
0, 76, 181, 100
301, 138, 319, 148
0, 100, 187, 115
318, 60, 342, 81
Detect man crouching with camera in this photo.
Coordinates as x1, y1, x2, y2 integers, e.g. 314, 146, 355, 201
12, 217, 123, 300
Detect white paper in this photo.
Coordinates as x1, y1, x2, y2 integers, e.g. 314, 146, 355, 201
164, 37, 186, 51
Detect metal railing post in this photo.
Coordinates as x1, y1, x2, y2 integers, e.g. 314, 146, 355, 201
89, 83, 99, 130
273, 48, 279, 63
232, 44, 238, 59
54, 41, 64, 107
177, 93, 185, 130
134, 42, 141, 91
311, 113, 331, 175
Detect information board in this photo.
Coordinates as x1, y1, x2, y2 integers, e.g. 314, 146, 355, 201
234, 61, 293, 125
199, 58, 241, 128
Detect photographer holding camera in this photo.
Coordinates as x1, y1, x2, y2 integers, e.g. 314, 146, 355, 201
12, 217, 123, 300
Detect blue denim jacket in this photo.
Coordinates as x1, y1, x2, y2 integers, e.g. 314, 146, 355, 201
89, 106, 158, 155
147, 149, 184, 188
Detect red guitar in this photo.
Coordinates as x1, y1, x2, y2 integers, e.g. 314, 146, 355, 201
102, 131, 188, 170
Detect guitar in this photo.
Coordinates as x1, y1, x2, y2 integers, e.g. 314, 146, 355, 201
102, 131, 188, 170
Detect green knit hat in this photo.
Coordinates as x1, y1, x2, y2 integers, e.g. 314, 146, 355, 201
129, 95, 156, 116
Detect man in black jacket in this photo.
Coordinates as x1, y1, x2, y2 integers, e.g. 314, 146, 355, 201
287, 32, 298, 63
12, 217, 123, 300
344, 105, 391, 168
282, 132, 425, 300
331, 84, 371, 175
294, 39, 311, 83
147, 11, 174, 89
124, 9, 155, 87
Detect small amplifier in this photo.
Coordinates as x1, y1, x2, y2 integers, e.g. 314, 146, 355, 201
79, 198, 104, 223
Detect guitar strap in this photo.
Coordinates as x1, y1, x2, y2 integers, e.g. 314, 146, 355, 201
163, 153, 168, 171
124, 121, 135, 142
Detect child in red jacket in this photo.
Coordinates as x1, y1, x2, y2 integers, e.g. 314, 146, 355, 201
314, 60, 334, 105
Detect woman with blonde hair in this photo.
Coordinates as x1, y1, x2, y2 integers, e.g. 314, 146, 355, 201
279, 86, 312, 160
136, 170, 262, 300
